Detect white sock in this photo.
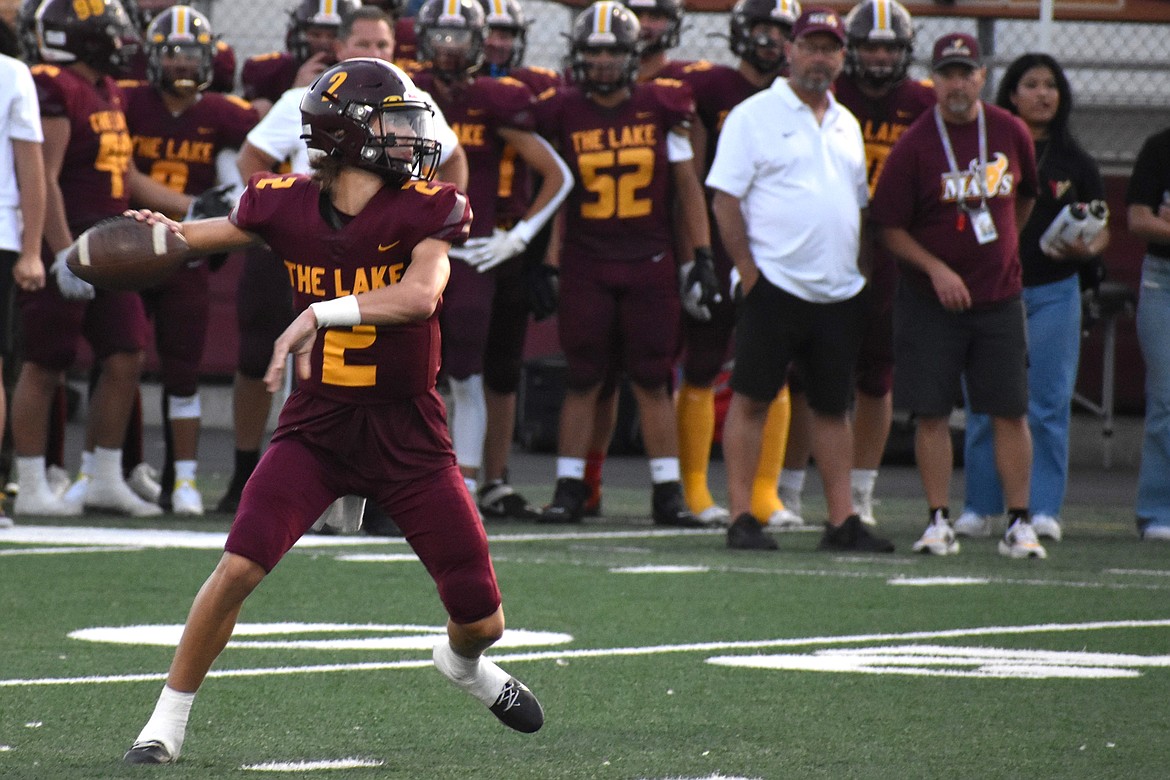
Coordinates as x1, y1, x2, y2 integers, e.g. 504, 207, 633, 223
134, 685, 195, 759
16, 456, 49, 493
463, 476, 478, 496
433, 641, 511, 706
851, 468, 878, 495
556, 457, 586, 480
648, 457, 680, 484
779, 468, 806, 494
93, 447, 123, 480
175, 460, 197, 483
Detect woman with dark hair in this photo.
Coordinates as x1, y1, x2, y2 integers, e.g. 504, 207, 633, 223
954, 53, 1109, 544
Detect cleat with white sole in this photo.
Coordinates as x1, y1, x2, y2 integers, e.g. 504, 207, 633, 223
694, 504, 731, 527
953, 510, 993, 538
123, 740, 174, 765
998, 519, 1048, 559
85, 478, 163, 517
1030, 514, 1063, 541
171, 480, 205, 516
15, 484, 82, 516
127, 463, 163, 503
912, 512, 959, 555
767, 507, 804, 529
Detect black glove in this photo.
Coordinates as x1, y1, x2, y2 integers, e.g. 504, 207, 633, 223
186, 183, 237, 221
679, 247, 722, 321
525, 263, 559, 321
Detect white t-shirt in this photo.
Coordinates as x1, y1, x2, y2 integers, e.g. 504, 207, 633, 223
0, 54, 44, 252
706, 78, 868, 303
246, 63, 459, 176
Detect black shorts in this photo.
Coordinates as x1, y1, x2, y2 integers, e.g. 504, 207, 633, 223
0, 250, 16, 356
730, 277, 864, 415
892, 282, 1028, 418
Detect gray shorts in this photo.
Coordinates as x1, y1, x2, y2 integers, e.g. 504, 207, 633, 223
892, 282, 1028, 418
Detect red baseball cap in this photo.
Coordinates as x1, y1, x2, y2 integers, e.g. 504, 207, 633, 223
792, 7, 847, 45
932, 32, 982, 70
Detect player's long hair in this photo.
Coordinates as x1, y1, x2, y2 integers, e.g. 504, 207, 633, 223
310, 154, 345, 193
994, 52, 1083, 158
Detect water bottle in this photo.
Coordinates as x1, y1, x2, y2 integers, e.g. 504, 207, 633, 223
1040, 202, 1087, 255
1080, 199, 1109, 244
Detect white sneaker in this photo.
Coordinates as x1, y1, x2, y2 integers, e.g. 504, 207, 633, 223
85, 477, 163, 517
0, 515, 12, 528
912, 512, 959, 555
46, 465, 72, 498
851, 487, 877, 526
998, 519, 1048, 559
62, 474, 90, 507
1030, 514, 1063, 541
953, 510, 993, 538
1142, 522, 1170, 541
171, 480, 205, 516
767, 507, 804, 529
694, 505, 731, 527
127, 463, 162, 503
14, 484, 82, 516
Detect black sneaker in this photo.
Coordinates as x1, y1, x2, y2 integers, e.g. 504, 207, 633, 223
478, 480, 539, 520
539, 478, 589, 523
727, 513, 778, 550
818, 514, 895, 553
488, 677, 544, 733
214, 483, 243, 514
123, 740, 173, 765
651, 481, 706, 527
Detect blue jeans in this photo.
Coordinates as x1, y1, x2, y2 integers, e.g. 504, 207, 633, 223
964, 275, 1082, 516
1137, 257, 1170, 527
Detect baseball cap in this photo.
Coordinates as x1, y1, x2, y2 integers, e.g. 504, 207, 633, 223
791, 8, 847, 45
932, 32, 982, 70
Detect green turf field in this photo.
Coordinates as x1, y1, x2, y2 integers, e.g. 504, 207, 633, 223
2, 485, 1168, 779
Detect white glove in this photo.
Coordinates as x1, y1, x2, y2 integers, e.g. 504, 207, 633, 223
51, 248, 95, 301
447, 235, 494, 267
474, 224, 530, 273
729, 266, 742, 302
678, 249, 721, 322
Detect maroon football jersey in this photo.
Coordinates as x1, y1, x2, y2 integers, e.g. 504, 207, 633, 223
870, 103, 1039, 306
834, 75, 935, 195
534, 79, 695, 261
491, 66, 562, 224
241, 51, 299, 103
395, 16, 418, 66
652, 58, 694, 82
124, 85, 258, 205
231, 173, 472, 403
676, 61, 763, 169
412, 71, 536, 237
32, 64, 132, 234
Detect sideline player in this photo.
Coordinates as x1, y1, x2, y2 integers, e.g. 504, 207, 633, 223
122, 58, 543, 765
533, 1, 717, 526
413, 0, 570, 507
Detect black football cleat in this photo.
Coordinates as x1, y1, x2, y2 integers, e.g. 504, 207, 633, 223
539, 477, 589, 524
488, 677, 544, 733
123, 740, 174, 765
818, 514, 895, 553
478, 480, 539, 520
651, 481, 707, 528
727, 513, 779, 550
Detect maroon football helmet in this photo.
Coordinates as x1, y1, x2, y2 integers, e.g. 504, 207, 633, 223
34, 0, 139, 75
300, 58, 442, 184
144, 5, 215, 94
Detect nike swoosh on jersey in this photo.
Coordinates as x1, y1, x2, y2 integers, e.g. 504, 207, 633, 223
636, 111, 653, 119
378, 241, 401, 251
197, 127, 215, 134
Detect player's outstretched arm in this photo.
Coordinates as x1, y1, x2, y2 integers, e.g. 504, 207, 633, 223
123, 210, 261, 256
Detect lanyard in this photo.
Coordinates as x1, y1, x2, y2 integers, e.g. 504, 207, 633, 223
934, 102, 988, 214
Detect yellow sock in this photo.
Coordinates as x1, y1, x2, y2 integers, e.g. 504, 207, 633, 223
751, 387, 791, 522
677, 383, 716, 512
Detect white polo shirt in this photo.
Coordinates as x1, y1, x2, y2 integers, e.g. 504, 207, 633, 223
247, 62, 458, 175
706, 77, 868, 303
0, 54, 44, 252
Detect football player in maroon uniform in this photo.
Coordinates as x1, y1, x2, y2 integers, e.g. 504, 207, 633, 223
121, 5, 259, 514
780, 0, 934, 527
122, 58, 543, 766
240, 0, 362, 113
667, 0, 801, 531
10, 0, 193, 518
413, 0, 569, 515
533, 1, 717, 526
471, 0, 565, 518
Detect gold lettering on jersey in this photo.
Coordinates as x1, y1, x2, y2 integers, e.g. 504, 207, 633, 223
571, 129, 605, 153
606, 124, 656, 149
862, 119, 909, 146
255, 175, 297, 189
88, 110, 128, 134
283, 260, 406, 296
452, 122, 486, 148
940, 153, 1015, 202
163, 139, 214, 164
133, 135, 163, 159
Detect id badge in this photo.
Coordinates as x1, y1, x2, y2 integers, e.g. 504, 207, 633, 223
971, 204, 998, 245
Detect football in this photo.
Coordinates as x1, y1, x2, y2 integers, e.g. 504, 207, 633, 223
65, 216, 190, 292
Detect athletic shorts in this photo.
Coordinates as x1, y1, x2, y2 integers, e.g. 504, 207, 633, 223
18, 284, 148, 370
141, 260, 210, 397
440, 256, 496, 380
227, 388, 501, 625
558, 251, 679, 391
892, 282, 1028, 418
730, 277, 864, 416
